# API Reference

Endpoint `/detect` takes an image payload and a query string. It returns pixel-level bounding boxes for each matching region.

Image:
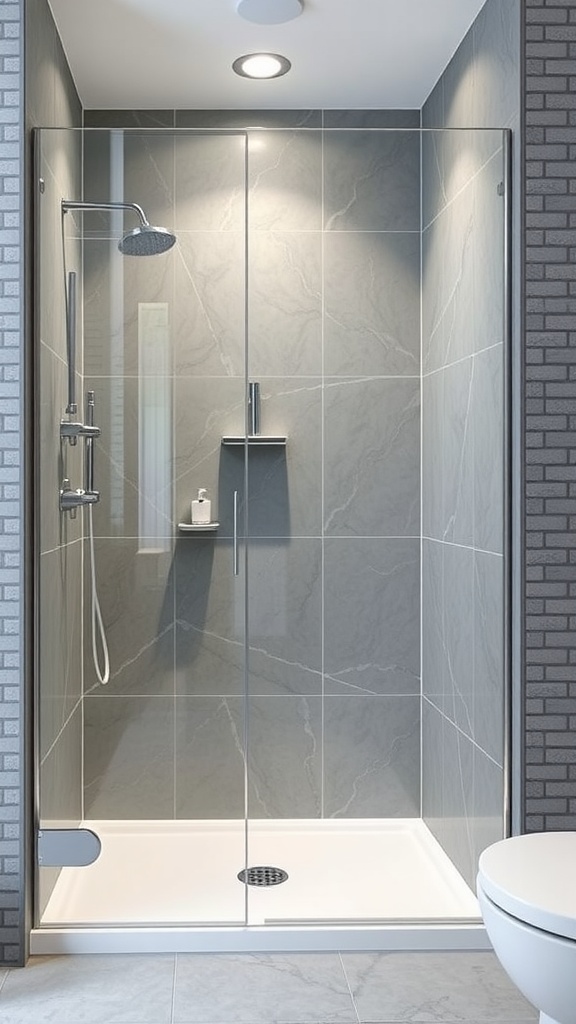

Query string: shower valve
[60,481,100,513]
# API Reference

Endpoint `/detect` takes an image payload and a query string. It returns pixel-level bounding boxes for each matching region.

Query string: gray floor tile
[0,954,175,1023]
[173,953,357,1023]
[340,952,537,1022]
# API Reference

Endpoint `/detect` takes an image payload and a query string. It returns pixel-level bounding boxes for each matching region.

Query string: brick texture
[524,0,576,832]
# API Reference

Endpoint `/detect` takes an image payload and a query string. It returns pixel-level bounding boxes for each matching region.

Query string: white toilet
[477,832,576,1024]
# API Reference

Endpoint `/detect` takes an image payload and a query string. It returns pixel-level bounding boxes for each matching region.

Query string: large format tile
[473,0,521,130]
[39,542,82,759]
[472,747,506,865]
[422,370,443,541]
[341,951,537,1022]
[436,719,475,889]
[324,696,420,818]
[175,538,245,696]
[175,695,246,818]
[123,131,175,232]
[39,346,83,553]
[421,699,445,829]
[442,357,475,547]
[0,954,175,1023]
[473,344,505,555]
[175,110,321,129]
[245,379,322,539]
[173,377,246,535]
[248,130,322,231]
[324,110,420,129]
[175,132,246,232]
[443,542,475,738]
[173,952,355,1023]
[248,231,322,377]
[173,231,245,377]
[85,539,174,695]
[474,551,505,765]
[324,130,420,232]
[324,377,420,538]
[84,695,174,818]
[324,231,420,377]
[324,538,420,695]
[247,695,322,818]
[39,706,82,828]
[421,540,445,710]
[247,539,322,695]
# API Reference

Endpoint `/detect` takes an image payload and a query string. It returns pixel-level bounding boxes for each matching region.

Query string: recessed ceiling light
[236,0,303,25]
[232,53,292,79]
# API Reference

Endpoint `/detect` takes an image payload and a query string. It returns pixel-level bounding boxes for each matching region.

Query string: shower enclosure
[33,124,510,952]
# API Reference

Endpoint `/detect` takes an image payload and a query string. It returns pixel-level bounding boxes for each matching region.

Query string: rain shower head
[61,199,176,256]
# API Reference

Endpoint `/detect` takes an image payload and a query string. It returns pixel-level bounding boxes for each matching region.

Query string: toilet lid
[477,832,576,940]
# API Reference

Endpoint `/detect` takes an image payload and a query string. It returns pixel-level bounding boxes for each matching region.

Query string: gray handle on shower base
[233,490,239,576]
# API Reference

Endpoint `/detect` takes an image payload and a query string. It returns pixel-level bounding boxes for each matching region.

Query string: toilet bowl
[477,832,576,1024]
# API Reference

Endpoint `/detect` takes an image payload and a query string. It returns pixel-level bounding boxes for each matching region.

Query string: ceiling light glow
[232,52,291,79]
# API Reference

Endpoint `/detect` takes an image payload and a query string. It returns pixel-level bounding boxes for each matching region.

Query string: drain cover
[238,865,289,887]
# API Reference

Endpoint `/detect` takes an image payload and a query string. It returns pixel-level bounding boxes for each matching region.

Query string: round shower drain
[237,865,289,886]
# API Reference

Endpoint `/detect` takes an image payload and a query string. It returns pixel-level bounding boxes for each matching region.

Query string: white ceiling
[48,0,488,111]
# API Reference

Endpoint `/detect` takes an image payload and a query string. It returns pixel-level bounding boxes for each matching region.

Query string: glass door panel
[35,128,250,927]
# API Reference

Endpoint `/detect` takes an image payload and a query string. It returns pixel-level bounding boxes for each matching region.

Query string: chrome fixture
[236,0,303,24]
[61,199,176,256]
[60,478,100,514]
[84,391,96,494]
[65,270,77,416]
[60,419,100,442]
[232,53,292,79]
[248,381,261,436]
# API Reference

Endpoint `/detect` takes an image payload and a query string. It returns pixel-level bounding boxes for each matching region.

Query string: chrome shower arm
[61,199,149,227]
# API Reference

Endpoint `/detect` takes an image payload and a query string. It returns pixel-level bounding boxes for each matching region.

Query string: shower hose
[88,504,110,685]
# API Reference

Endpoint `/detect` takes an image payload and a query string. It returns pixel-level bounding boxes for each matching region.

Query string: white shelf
[178,522,220,532]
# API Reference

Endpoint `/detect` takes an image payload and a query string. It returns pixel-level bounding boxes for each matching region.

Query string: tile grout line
[338,950,361,1024]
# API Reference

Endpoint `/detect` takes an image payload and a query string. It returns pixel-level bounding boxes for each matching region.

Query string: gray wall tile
[324,539,420,696]
[324,131,420,232]
[324,231,420,377]
[175,696,246,818]
[247,696,322,818]
[324,377,420,538]
[324,110,420,129]
[474,552,505,766]
[324,696,420,818]
[249,130,322,231]
[84,695,174,818]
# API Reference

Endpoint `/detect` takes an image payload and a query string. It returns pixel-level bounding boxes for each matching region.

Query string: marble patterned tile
[474,551,505,766]
[175,110,322,128]
[39,542,82,760]
[473,0,521,130]
[422,76,444,129]
[473,152,506,355]
[84,110,175,127]
[247,695,322,818]
[84,538,174,695]
[173,230,245,377]
[173,952,355,1023]
[84,695,174,819]
[123,130,175,232]
[83,238,175,378]
[323,696,420,818]
[442,22,476,130]
[421,699,445,828]
[324,231,420,377]
[246,379,322,540]
[324,110,420,128]
[0,953,175,1023]
[442,357,475,547]
[39,346,83,554]
[443,542,475,739]
[324,538,420,696]
[175,538,245,696]
[175,696,246,818]
[438,720,476,890]
[324,377,420,538]
[173,376,246,535]
[473,345,505,554]
[39,706,82,829]
[472,748,506,866]
[248,231,322,377]
[174,132,246,232]
[341,951,537,1022]
[421,539,445,709]
[421,370,443,541]
[324,130,420,232]
[248,130,322,231]
[246,539,322,696]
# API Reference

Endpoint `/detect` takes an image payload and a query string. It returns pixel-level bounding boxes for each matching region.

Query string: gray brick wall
[0,0,24,964]
[524,0,576,831]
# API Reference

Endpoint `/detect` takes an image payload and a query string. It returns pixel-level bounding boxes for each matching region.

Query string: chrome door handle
[233,490,239,576]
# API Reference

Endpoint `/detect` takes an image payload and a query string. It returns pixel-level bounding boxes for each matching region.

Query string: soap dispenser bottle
[191,488,211,525]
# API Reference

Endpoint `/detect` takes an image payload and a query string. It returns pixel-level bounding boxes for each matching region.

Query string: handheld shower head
[61,199,176,256]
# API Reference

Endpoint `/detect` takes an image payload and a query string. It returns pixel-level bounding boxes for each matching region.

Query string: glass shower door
[35,127,251,929]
